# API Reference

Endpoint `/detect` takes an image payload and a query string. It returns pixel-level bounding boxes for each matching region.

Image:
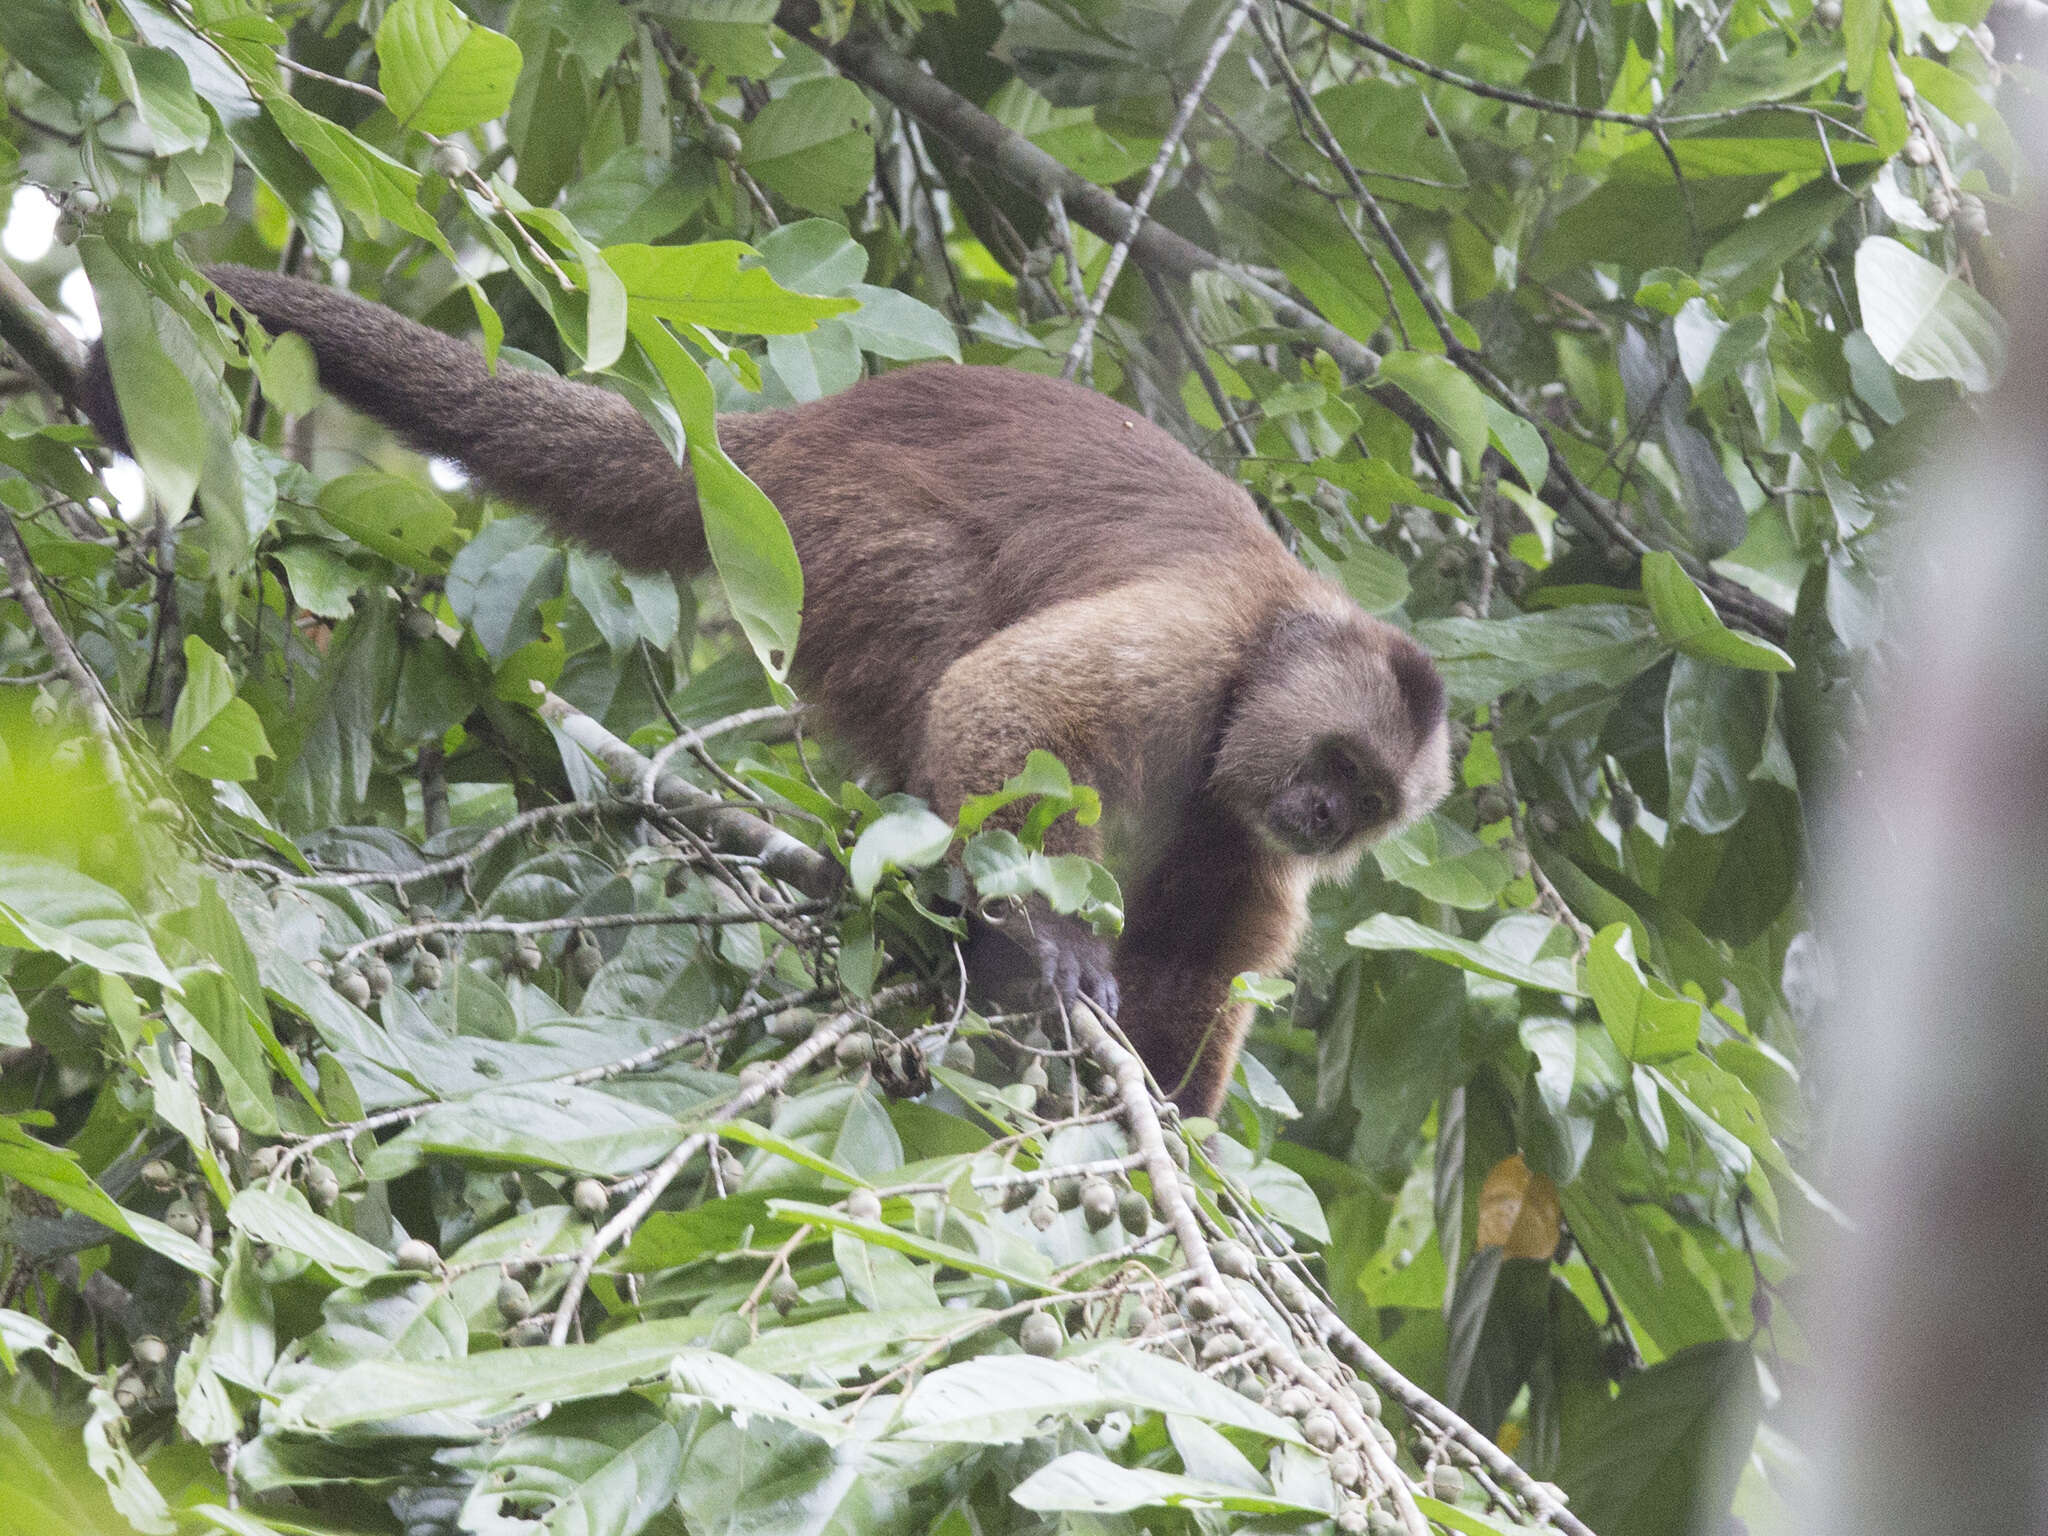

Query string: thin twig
[547,983,924,1343]
[223,800,636,888]
[274,54,387,104]
[1062,0,1258,381]
[1253,7,1459,355]
[334,902,830,964]
[1044,192,1090,316]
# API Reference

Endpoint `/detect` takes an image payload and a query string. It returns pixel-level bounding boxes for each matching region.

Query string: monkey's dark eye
[1328,751,1358,783]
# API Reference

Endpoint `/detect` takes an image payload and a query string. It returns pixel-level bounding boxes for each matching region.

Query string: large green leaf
[1855,235,2007,392]
[1415,608,1665,702]
[1374,351,1489,471]
[376,0,523,134]
[1347,914,1583,995]
[632,317,802,687]
[1584,925,1702,1064]
[168,637,274,781]
[739,78,875,213]
[79,239,208,522]
[847,799,953,897]
[1012,1454,1324,1516]
[605,242,857,334]
[1640,552,1793,672]
[1555,1341,1762,1536]
[280,1318,714,1428]
[0,857,173,986]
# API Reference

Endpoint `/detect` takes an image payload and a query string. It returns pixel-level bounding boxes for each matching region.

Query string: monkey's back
[725,365,1304,777]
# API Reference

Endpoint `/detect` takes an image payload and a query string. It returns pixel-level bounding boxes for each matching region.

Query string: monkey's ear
[1390,640,1446,736]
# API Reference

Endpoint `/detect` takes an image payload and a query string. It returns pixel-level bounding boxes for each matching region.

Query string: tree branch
[536,687,841,899]
[0,480,128,793]
[0,257,86,404]
[769,5,1790,641]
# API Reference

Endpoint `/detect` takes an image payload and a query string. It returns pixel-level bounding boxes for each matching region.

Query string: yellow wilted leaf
[1476,1153,1561,1260]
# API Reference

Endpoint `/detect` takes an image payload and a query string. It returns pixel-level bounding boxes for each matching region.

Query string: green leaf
[0,1117,136,1239]
[1415,607,1664,703]
[0,0,102,98]
[659,0,783,77]
[1310,539,1410,615]
[168,637,274,780]
[954,750,1101,839]
[1484,397,1548,492]
[1228,184,1388,349]
[1312,79,1467,209]
[376,0,523,134]
[963,832,1123,933]
[1585,925,1702,1063]
[122,44,214,156]
[840,284,960,362]
[1640,552,1793,672]
[606,241,857,335]
[250,329,319,417]
[563,148,713,246]
[79,240,208,523]
[1664,656,1768,834]
[226,1186,393,1280]
[466,1404,688,1535]
[1012,1454,1323,1515]
[768,1199,1053,1292]
[1555,1340,1762,1536]
[1843,0,1883,90]
[259,91,438,241]
[1412,1497,1536,1535]
[895,1349,1299,1446]
[281,1317,713,1428]
[1346,914,1583,995]
[1855,235,2007,392]
[754,218,869,294]
[667,1352,839,1438]
[0,987,25,1050]
[165,969,278,1134]
[633,317,802,685]
[0,857,174,986]
[316,469,463,572]
[367,1082,690,1178]
[1375,351,1490,472]
[739,77,875,212]
[446,518,565,661]
[848,798,954,898]
[1373,815,1515,910]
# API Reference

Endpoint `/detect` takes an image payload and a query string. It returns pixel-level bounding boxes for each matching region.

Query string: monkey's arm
[80,266,714,573]
[918,577,1253,1021]
[1112,808,1306,1115]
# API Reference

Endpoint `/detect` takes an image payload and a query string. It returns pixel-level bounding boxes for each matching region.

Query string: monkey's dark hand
[968,903,1120,1019]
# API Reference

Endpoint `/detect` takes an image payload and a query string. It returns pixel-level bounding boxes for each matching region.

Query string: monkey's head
[1213,608,1451,868]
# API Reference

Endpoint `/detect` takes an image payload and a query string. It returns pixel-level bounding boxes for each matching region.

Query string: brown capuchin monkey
[81,265,1451,1116]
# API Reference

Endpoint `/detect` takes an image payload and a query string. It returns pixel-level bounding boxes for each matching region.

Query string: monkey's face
[1260,738,1397,857]
[1214,608,1451,865]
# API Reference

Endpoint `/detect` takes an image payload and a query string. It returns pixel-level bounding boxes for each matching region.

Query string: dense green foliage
[0,0,2021,1532]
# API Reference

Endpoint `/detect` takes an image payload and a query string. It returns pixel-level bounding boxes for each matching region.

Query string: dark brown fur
[82,264,1451,1115]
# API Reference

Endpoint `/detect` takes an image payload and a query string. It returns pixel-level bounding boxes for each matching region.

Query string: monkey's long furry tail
[81,265,729,574]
